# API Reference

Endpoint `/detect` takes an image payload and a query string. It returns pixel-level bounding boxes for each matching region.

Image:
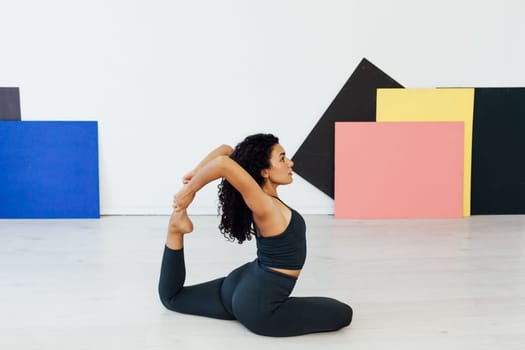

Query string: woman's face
[263,144,294,186]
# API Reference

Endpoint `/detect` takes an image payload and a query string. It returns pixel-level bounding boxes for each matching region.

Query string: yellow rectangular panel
[376,88,475,216]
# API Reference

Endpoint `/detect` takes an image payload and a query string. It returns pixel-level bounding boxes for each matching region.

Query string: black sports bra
[255,202,307,270]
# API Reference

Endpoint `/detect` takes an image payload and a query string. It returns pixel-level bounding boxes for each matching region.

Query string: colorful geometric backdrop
[292,59,525,218]
[2,59,524,219]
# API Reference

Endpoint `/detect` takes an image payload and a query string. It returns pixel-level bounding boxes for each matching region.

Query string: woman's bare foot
[166,209,193,250]
[168,209,194,235]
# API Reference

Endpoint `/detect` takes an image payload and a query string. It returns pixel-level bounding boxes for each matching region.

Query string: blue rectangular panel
[0,121,100,218]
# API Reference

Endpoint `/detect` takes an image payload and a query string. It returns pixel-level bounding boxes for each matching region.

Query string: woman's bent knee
[159,293,174,311]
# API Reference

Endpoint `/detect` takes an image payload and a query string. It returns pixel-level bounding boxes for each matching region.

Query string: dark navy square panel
[0,87,21,120]
[0,121,100,218]
[471,88,525,215]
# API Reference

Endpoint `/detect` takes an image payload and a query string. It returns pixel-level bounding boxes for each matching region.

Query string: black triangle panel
[292,58,403,198]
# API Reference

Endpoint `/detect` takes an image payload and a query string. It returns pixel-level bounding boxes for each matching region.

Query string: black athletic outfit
[158,205,353,337]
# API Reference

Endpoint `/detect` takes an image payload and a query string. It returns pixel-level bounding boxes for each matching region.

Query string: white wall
[1,0,524,215]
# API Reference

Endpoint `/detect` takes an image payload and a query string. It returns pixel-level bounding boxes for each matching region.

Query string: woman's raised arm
[182,144,234,184]
[174,155,272,217]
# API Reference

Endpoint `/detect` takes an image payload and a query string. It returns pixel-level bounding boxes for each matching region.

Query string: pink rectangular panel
[335,122,464,219]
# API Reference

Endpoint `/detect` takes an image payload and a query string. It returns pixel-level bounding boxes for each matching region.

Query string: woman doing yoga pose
[158,133,352,336]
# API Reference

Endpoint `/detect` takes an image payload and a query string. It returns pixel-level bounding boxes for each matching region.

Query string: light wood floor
[1,214,524,349]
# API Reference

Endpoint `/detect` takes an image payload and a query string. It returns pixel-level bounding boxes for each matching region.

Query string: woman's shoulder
[253,196,293,237]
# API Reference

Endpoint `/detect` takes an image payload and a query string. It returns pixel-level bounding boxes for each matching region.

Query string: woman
[158,133,352,336]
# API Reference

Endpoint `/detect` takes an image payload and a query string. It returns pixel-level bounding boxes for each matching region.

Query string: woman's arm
[174,155,273,217]
[182,144,234,184]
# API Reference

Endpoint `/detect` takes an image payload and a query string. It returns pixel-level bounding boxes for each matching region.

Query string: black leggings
[158,246,352,337]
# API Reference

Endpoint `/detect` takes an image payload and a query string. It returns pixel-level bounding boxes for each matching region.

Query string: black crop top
[255,207,307,270]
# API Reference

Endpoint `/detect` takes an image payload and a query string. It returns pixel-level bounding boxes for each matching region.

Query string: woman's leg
[259,296,353,336]
[232,262,352,336]
[158,210,235,320]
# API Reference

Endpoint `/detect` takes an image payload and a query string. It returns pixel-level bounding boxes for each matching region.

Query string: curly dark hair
[217,133,279,244]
